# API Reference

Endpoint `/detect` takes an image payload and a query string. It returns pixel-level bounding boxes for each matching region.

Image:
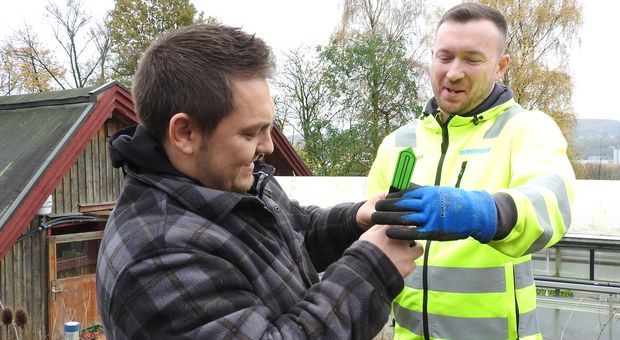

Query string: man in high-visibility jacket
[368,3,575,340]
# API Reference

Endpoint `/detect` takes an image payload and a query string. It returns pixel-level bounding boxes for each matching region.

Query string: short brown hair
[438,2,508,53]
[132,24,274,142]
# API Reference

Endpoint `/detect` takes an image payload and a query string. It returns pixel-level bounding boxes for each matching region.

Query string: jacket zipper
[423,117,453,340]
[455,161,468,188]
[514,269,521,339]
[421,240,431,340]
[433,122,450,185]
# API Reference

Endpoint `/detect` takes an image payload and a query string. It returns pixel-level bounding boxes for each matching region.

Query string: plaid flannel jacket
[96,129,403,339]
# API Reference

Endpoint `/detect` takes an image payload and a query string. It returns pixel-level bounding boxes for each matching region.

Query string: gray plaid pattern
[96,164,403,339]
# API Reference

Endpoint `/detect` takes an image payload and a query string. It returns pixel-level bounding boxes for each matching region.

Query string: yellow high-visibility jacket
[367,98,575,340]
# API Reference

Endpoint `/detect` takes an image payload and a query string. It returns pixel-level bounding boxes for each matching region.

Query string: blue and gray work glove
[372,184,497,243]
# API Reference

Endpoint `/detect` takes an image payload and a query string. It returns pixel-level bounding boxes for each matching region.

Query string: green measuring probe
[386,146,418,241]
[389,147,416,193]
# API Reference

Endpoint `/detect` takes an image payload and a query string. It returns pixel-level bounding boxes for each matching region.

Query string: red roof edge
[270,126,311,176]
[0,84,136,259]
[0,83,308,258]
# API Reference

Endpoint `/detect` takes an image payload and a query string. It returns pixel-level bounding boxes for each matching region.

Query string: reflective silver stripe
[514,261,534,289]
[432,313,508,340]
[405,262,534,292]
[518,185,552,254]
[530,175,572,230]
[405,266,506,293]
[394,303,540,339]
[403,267,422,289]
[517,175,571,254]
[394,121,417,147]
[483,106,525,139]
[518,309,541,337]
[394,302,509,339]
[393,301,424,336]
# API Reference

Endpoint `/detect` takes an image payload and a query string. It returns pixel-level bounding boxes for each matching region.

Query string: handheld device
[389,147,416,193]
[386,147,417,241]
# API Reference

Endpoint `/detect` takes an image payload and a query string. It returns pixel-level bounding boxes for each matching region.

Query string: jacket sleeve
[104,241,403,339]
[489,110,576,257]
[300,201,364,271]
[267,178,367,272]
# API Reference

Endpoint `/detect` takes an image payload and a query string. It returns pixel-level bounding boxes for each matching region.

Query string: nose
[258,129,274,155]
[445,60,465,81]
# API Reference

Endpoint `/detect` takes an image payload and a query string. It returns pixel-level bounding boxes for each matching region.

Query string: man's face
[195,78,274,192]
[430,19,509,115]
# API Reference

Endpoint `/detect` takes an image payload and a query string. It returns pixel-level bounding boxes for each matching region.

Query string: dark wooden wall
[0,219,47,340]
[53,118,124,213]
[0,117,126,340]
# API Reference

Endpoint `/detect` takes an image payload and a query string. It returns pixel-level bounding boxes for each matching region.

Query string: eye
[242,130,260,139]
[260,125,273,138]
[466,58,483,65]
[242,125,271,139]
[437,54,453,63]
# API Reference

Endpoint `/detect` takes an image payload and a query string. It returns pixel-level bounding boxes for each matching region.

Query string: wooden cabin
[0,82,310,340]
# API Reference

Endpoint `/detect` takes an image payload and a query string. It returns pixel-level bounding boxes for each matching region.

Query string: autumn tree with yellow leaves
[480,0,582,135]
[106,0,207,86]
[0,27,66,95]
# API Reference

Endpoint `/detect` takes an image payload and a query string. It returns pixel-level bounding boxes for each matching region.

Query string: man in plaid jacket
[96,24,423,339]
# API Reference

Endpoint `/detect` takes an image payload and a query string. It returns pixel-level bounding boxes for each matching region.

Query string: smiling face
[193,77,275,192]
[430,19,510,118]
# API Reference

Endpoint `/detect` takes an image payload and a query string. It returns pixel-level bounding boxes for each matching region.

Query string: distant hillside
[572,119,620,159]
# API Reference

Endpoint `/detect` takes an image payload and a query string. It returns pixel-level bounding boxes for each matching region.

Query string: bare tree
[46,0,101,87]
[10,25,66,92]
[0,44,19,95]
[274,48,340,174]
[90,22,113,85]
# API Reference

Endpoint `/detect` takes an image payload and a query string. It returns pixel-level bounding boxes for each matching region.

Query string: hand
[360,225,424,277]
[371,184,497,243]
[355,191,388,231]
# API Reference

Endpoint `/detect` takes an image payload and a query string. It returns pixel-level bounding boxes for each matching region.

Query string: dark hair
[438,2,508,53]
[132,24,274,142]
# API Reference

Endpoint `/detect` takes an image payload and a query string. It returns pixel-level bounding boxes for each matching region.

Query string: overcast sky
[0,0,617,121]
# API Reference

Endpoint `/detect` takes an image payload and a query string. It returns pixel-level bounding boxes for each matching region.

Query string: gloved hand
[372,184,497,243]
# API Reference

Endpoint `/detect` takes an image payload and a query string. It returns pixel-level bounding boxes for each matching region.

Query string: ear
[167,112,199,156]
[495,54,511,81]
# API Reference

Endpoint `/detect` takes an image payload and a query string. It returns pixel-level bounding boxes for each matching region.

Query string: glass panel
[532,248,590,279]
[594,249,620,282]
[532,248,558,276]
[56,238,101,279]
[538,298,620,340]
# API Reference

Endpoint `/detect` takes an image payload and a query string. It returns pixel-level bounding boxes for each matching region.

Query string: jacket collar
[110,124,277,223]
[423,83,514,125]
[109,125,184,176]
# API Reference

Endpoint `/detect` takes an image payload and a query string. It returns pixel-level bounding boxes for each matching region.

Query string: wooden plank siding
[107,118,122,200]
[53,118,124,215]
[0,116,125,340]
[0,219,48,340]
